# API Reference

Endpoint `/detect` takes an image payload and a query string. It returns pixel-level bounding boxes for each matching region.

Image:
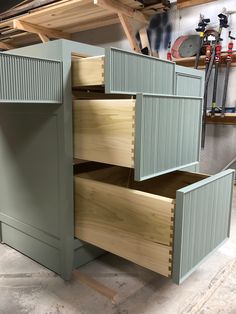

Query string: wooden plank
[94,0,148,24]
[74,270,118,301]
[74,175,174,277]
[38,32,49,42]
[118,13,141,52]
[13,19,71,39]
[0,42,15,50]
[175,51,236,68]
[206,113,236,125]
[72,55,105,87]
[73,99,135,168]
[177,0,216,9]
[139,26,152,55]
[0,0,60,20]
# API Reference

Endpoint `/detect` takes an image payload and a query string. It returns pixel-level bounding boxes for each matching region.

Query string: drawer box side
[74,176,174,277]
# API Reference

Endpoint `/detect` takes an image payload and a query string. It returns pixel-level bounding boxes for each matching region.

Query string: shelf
[175,52,236,69]
[206,113,236,125]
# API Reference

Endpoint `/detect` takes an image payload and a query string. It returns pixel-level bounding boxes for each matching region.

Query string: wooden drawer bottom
[74,163,234,283]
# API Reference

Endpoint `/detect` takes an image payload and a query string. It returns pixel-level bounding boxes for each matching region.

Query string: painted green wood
[105,47,175,95]
[175,65,205,97]
[2,223,61,273]
[172,169,235,284]
[0,40,105,280]
[135,94,202,181]
[0,53,62,103]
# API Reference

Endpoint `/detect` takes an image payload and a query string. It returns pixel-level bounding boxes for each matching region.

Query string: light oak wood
[130,170,208,199]
[72,56,105,87]
[13,19,71,39]
[38,33,49,42]
[73,99,135,168]
[74,174,174,277]
[175,51,236,68]
[0,42,15,50]
[118,13,141,53]
[206,113,236,125]
[177,0,216,9]
[94,0,148,24]
[74,270,117,301]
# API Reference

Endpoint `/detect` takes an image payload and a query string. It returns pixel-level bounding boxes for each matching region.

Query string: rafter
[13,19,71,40]
[0,42,15,50]
[38,33,50,43]
[94,0,148,24]
[118,13,141,53]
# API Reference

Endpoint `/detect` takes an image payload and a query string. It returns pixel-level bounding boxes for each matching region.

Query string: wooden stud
[118,13,141,52]
[177,0,216,9]
[139,26,152,55]
[0,42,15,50]
[13,19,71,39]
[94,0,148,24]
[38,33,49,43]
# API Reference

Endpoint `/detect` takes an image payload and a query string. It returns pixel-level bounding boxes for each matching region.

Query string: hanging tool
[211,40,222,116]
[195,15,210,69]
[221,33,235,116]
[204,13,229,88]
[201,12,228,147]
[201,42,212,148]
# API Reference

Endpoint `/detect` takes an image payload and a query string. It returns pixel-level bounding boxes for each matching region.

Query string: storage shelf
[206,113,236,125]
[175,52,236,68]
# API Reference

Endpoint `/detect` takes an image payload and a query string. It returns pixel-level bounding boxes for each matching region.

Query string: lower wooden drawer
[74,164,235,284]
[73,94,202,181]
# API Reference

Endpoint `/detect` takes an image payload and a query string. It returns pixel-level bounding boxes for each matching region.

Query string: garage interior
[0,0,236,313]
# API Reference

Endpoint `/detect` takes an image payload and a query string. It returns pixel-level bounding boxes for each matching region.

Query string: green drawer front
[135,94,202,181]
[175,65,205,97]
[105,47,175,95]
[173,169,235,284]
[0,53,62,103]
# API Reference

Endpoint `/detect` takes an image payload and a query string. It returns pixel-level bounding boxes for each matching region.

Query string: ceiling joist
[94,0,148,24]
[13,19,71,40]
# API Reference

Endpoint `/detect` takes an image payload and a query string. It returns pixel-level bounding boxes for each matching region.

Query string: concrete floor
[0,191,236,314]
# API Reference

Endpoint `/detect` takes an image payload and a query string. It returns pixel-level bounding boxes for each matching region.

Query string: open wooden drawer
[73,94,202,181]
[72,47,175,95]
[74,164,234,284]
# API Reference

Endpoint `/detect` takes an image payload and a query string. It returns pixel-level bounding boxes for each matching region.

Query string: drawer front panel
[175,66,205,97]
[105,48,175,95]
[0,53,62,103]
[135,95,202,181]
[173,169,235,284]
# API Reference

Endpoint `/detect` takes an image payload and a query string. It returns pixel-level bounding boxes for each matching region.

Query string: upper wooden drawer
[73,94,202,181]
[74,164,235,284]
[72,47,175,95]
